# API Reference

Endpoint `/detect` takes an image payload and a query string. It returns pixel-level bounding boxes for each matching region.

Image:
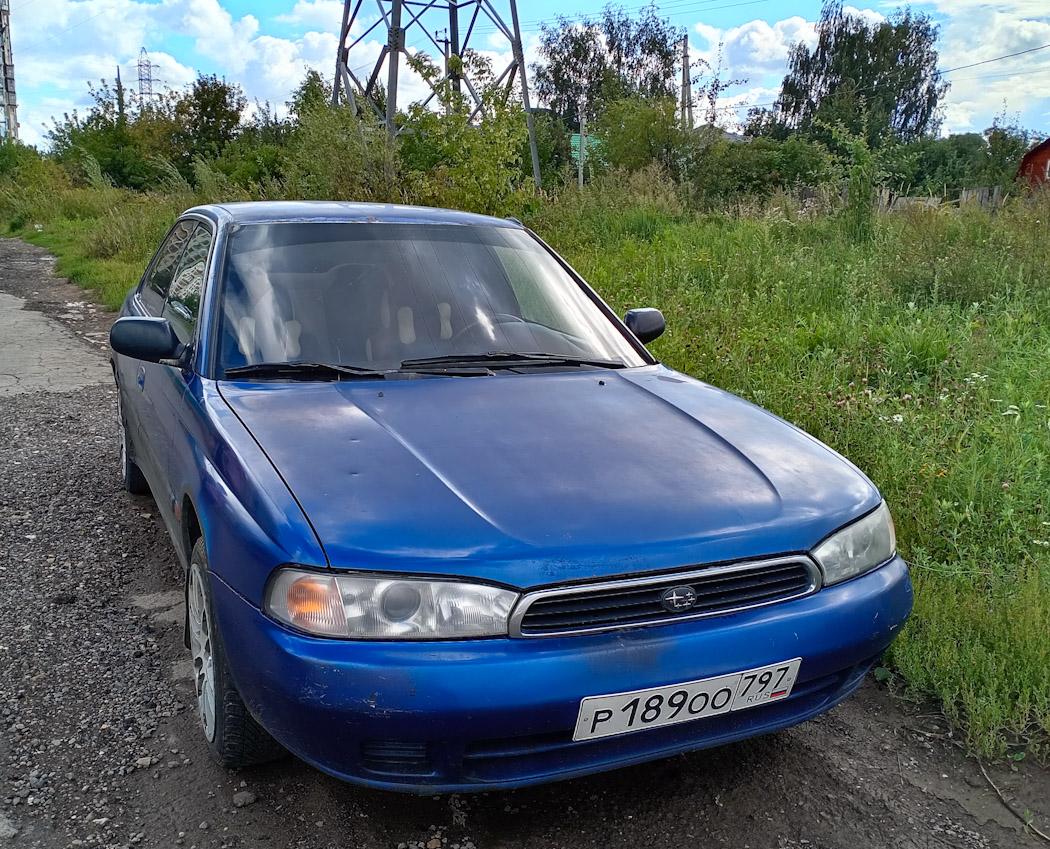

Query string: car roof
[183,201,524,229]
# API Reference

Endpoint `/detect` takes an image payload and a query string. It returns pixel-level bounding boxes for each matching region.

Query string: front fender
[171,375,327,605]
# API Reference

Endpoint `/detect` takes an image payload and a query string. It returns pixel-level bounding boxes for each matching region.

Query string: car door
[117,219,196,495]
[152,223,215,520]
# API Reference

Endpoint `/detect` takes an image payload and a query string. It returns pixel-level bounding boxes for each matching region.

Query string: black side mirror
[624,308,665,344]
[110,317,185,365]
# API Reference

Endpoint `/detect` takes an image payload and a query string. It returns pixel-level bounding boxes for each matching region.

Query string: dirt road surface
[0,237,1047,849]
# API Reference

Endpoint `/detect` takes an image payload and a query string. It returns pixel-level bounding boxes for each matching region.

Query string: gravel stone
[0,236,1047,849]
[232,791,256,808]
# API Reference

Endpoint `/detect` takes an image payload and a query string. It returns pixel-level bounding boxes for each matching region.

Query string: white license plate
[573,658,803,742]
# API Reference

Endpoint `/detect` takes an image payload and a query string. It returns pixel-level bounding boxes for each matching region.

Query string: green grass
[533,190,1050,757]
[3,175,1049,758]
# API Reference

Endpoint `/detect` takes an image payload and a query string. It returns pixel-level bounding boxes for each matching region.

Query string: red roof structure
[1017,138,1050,187]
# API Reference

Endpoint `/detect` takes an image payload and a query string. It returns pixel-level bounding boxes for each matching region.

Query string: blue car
[109,201,912,792]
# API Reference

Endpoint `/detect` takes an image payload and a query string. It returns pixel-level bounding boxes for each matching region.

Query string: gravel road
[0,236,1047,849]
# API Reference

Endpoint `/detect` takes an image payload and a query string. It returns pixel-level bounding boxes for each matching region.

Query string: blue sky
[10,0,1050,148]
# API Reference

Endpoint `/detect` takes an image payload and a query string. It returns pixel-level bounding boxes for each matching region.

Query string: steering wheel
[450,313,528,345]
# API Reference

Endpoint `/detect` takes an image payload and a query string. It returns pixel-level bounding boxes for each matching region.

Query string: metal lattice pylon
[137,47,160,100]
[0,0,17,140]
[332,0,542,186]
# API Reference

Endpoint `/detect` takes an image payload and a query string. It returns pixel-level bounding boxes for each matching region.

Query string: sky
[7,0,1050,149]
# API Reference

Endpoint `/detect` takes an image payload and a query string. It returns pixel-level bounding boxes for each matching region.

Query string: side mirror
[110,317,185,364]
[624,308,665,344]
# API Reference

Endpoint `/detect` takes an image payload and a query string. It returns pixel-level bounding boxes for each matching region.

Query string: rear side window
[139,220,195,315]
[163,225,213,343]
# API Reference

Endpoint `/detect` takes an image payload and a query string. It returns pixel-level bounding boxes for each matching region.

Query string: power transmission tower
[332,0,542,187]
[137,47,160,100]
[0,0,17,140]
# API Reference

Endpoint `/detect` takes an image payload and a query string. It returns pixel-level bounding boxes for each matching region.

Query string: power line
[949,66,1050,84]
[12,0,127,56]
[936,42,1050,76]
[473,0,774,35]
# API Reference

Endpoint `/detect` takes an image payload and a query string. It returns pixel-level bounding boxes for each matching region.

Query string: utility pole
[0,0,17,140]
[680,34,693,130]
[331,0,543,187]
[435,27,450,113]
[578,111,586,189]
[115,67,125,126]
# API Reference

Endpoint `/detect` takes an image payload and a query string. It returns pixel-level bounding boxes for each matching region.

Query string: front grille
[510,556,821,637]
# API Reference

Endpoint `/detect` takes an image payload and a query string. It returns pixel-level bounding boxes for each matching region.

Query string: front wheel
[186,539,285,768]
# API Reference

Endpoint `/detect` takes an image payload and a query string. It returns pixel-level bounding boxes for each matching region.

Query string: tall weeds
[1,151,1048,758]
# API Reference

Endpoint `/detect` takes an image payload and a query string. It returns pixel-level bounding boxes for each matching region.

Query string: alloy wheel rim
[187,566,217,741]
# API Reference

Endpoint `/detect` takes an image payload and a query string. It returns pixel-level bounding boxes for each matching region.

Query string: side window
[139,220,195,316]
[162,225,213,343]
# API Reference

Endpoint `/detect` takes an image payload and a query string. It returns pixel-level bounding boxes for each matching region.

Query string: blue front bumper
[211,556,912,792]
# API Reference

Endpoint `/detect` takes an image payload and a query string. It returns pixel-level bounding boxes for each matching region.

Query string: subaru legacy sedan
[109,201,912,792]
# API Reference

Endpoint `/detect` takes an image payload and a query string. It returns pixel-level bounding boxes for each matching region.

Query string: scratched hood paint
[218,366,880,586]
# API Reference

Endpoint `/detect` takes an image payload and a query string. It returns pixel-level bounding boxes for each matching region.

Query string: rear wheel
[187,538,285,768]
[116,392,149,495]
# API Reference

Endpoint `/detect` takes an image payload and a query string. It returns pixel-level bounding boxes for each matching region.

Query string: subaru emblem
[660,586,698,613]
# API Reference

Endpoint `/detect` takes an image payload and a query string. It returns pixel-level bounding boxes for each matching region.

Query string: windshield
[215,222,647,375]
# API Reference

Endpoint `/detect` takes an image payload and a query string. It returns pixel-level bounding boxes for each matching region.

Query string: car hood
[218,366,880,586]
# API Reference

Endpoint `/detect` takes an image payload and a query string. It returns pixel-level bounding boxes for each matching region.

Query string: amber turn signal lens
[285,576,347,634]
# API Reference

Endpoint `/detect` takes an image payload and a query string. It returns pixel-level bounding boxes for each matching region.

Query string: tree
[598,5,682,102]
[287,70,332,124]
[46,78,157,189]
[753,1,947,148]
[596,96,697,180]
[172,74,247,165]
[532,3,683,126]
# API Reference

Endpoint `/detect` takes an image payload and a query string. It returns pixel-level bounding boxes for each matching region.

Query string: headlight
[812,501,896,586]
[264,569,519,639]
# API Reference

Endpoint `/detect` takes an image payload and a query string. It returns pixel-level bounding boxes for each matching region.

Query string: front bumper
[211,556,912,792]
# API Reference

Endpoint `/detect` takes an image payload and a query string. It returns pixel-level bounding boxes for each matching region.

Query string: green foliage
[287,70,332,123]
[596,96,701,181]
[754,1,947,148]
[281,103,398,203]
[879,122,1035,194]
[533,3,683,123]
[535,183,1050,757]
[0,138,46,179]
[4,138,1050,757]
[47,79,160,190]
[400,101,531,216]
[526,110,575,189]
[831,123,878,242]
[171,74,248,167]
[689,136,835,208]
[398,54,534,215]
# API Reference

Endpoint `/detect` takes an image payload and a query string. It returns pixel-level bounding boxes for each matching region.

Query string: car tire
[117,393,150,495]
[186,538,285,768]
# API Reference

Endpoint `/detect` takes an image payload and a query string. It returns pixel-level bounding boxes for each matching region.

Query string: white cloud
[174,0,259,73]
[274,0,345,31]
[689,2,1049,135]
[921,2,1050,132]
[694,17,817,78]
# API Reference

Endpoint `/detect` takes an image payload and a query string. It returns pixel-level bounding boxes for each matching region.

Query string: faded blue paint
[111,201,912,792]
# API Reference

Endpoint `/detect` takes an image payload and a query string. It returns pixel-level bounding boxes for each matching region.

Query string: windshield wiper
[223,361,387,381]
[400,352,627,370]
